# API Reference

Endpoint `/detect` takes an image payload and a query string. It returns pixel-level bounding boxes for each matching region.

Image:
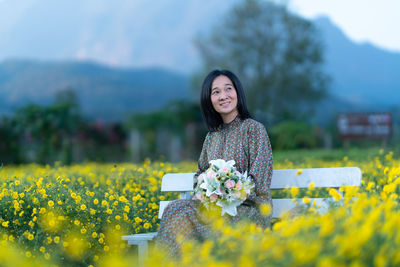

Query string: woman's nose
[219,91,228,100]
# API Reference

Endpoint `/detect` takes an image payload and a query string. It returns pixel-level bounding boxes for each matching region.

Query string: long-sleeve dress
[155,116,273,258]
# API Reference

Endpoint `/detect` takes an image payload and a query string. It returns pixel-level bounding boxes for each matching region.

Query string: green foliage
[13,90,82,165]
[0,89,83,165]
[194,0,329,125]
[126,100,200,134]
[0,116,24,164]
[125,100,205,161]
[270,121,318,150]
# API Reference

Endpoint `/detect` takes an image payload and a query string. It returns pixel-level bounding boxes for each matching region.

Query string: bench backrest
[158,167,362,218]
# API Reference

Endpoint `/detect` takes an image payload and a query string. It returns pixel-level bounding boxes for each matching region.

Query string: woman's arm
[246,121,273,204]
[193,133,210,188]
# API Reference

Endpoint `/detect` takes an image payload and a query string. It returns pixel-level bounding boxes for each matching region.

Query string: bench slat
[160,167,362,192]
[270,167,362,189]
[159,198,330,219]
[272,198,329,218]
[122,232,158,245]
[161,173,195,192]
[159,201,170,219]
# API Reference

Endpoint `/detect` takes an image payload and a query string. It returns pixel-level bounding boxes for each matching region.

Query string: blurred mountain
[0,60,190,121]
[315,17,400,109]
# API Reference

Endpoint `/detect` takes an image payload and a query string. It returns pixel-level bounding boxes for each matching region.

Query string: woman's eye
[212,91,219,95]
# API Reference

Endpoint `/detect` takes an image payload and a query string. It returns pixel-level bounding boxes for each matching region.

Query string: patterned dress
[155,116,273,258]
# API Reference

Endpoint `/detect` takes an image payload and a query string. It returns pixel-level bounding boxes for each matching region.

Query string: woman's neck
[222,111,239,124]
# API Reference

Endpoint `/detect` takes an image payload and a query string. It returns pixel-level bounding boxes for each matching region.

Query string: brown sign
[337,112,392,139]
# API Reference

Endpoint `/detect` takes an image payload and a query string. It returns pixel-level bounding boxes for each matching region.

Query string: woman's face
[210,75,238,123]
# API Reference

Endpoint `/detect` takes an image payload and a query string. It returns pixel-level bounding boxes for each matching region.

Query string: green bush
[269,121,318,150]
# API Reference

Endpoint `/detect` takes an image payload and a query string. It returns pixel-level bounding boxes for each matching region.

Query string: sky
[0,0,399,69]
[289,0,400,53]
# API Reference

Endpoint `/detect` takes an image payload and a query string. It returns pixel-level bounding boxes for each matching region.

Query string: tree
[14,89,82,164]
[195,0,329,125]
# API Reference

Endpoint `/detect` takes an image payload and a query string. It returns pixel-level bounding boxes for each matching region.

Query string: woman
[155,69,273,258]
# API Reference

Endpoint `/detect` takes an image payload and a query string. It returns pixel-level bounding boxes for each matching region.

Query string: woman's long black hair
[200,69,251,131]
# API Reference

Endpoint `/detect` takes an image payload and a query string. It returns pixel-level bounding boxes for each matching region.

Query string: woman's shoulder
[242,118,267,132]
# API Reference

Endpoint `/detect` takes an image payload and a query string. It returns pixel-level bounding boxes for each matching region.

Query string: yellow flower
[135,217,143,223]
[92,232,98,238]
[290,187,299,197]
[46,217,57,228]
[119,196,128,202]
[25,251,32,258]
[63,241,69,247]
[308,182,315,190]
[2,221,9,228]
[104,245,109,252]
[15,180,21,186]
[48,200,54,207]
[366,182,375,191]
[74,219,80,226]
[27,233,34,240]
[40,246,46,253]
[115,224,121,230]
[44,253,51,260]
[80,204,87,211]
[54,236,60,244]
[143,223,151,229]
[93,199,99,205]
[329,188,342,201]
[303,197,311,204]
[124,206,130,213]
[383,183,396,194]
[90,208,96,215]
[81,228,87,234]
[260,203,272,216]
[296,169,303,175]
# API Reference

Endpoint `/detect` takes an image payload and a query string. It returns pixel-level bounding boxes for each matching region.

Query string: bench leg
[138,241,149,267]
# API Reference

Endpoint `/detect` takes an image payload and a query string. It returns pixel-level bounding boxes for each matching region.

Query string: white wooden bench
[122,167,362,266]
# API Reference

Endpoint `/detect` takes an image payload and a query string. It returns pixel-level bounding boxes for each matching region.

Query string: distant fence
[337,112,392,147]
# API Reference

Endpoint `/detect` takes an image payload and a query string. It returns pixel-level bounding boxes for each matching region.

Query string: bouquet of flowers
[193,159,254,216]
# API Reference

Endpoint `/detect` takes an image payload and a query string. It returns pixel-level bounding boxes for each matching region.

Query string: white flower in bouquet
[193,159,254,216]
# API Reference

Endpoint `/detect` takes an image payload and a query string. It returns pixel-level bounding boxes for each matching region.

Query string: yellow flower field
[0,160,196,266]
[0,149,399,266]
